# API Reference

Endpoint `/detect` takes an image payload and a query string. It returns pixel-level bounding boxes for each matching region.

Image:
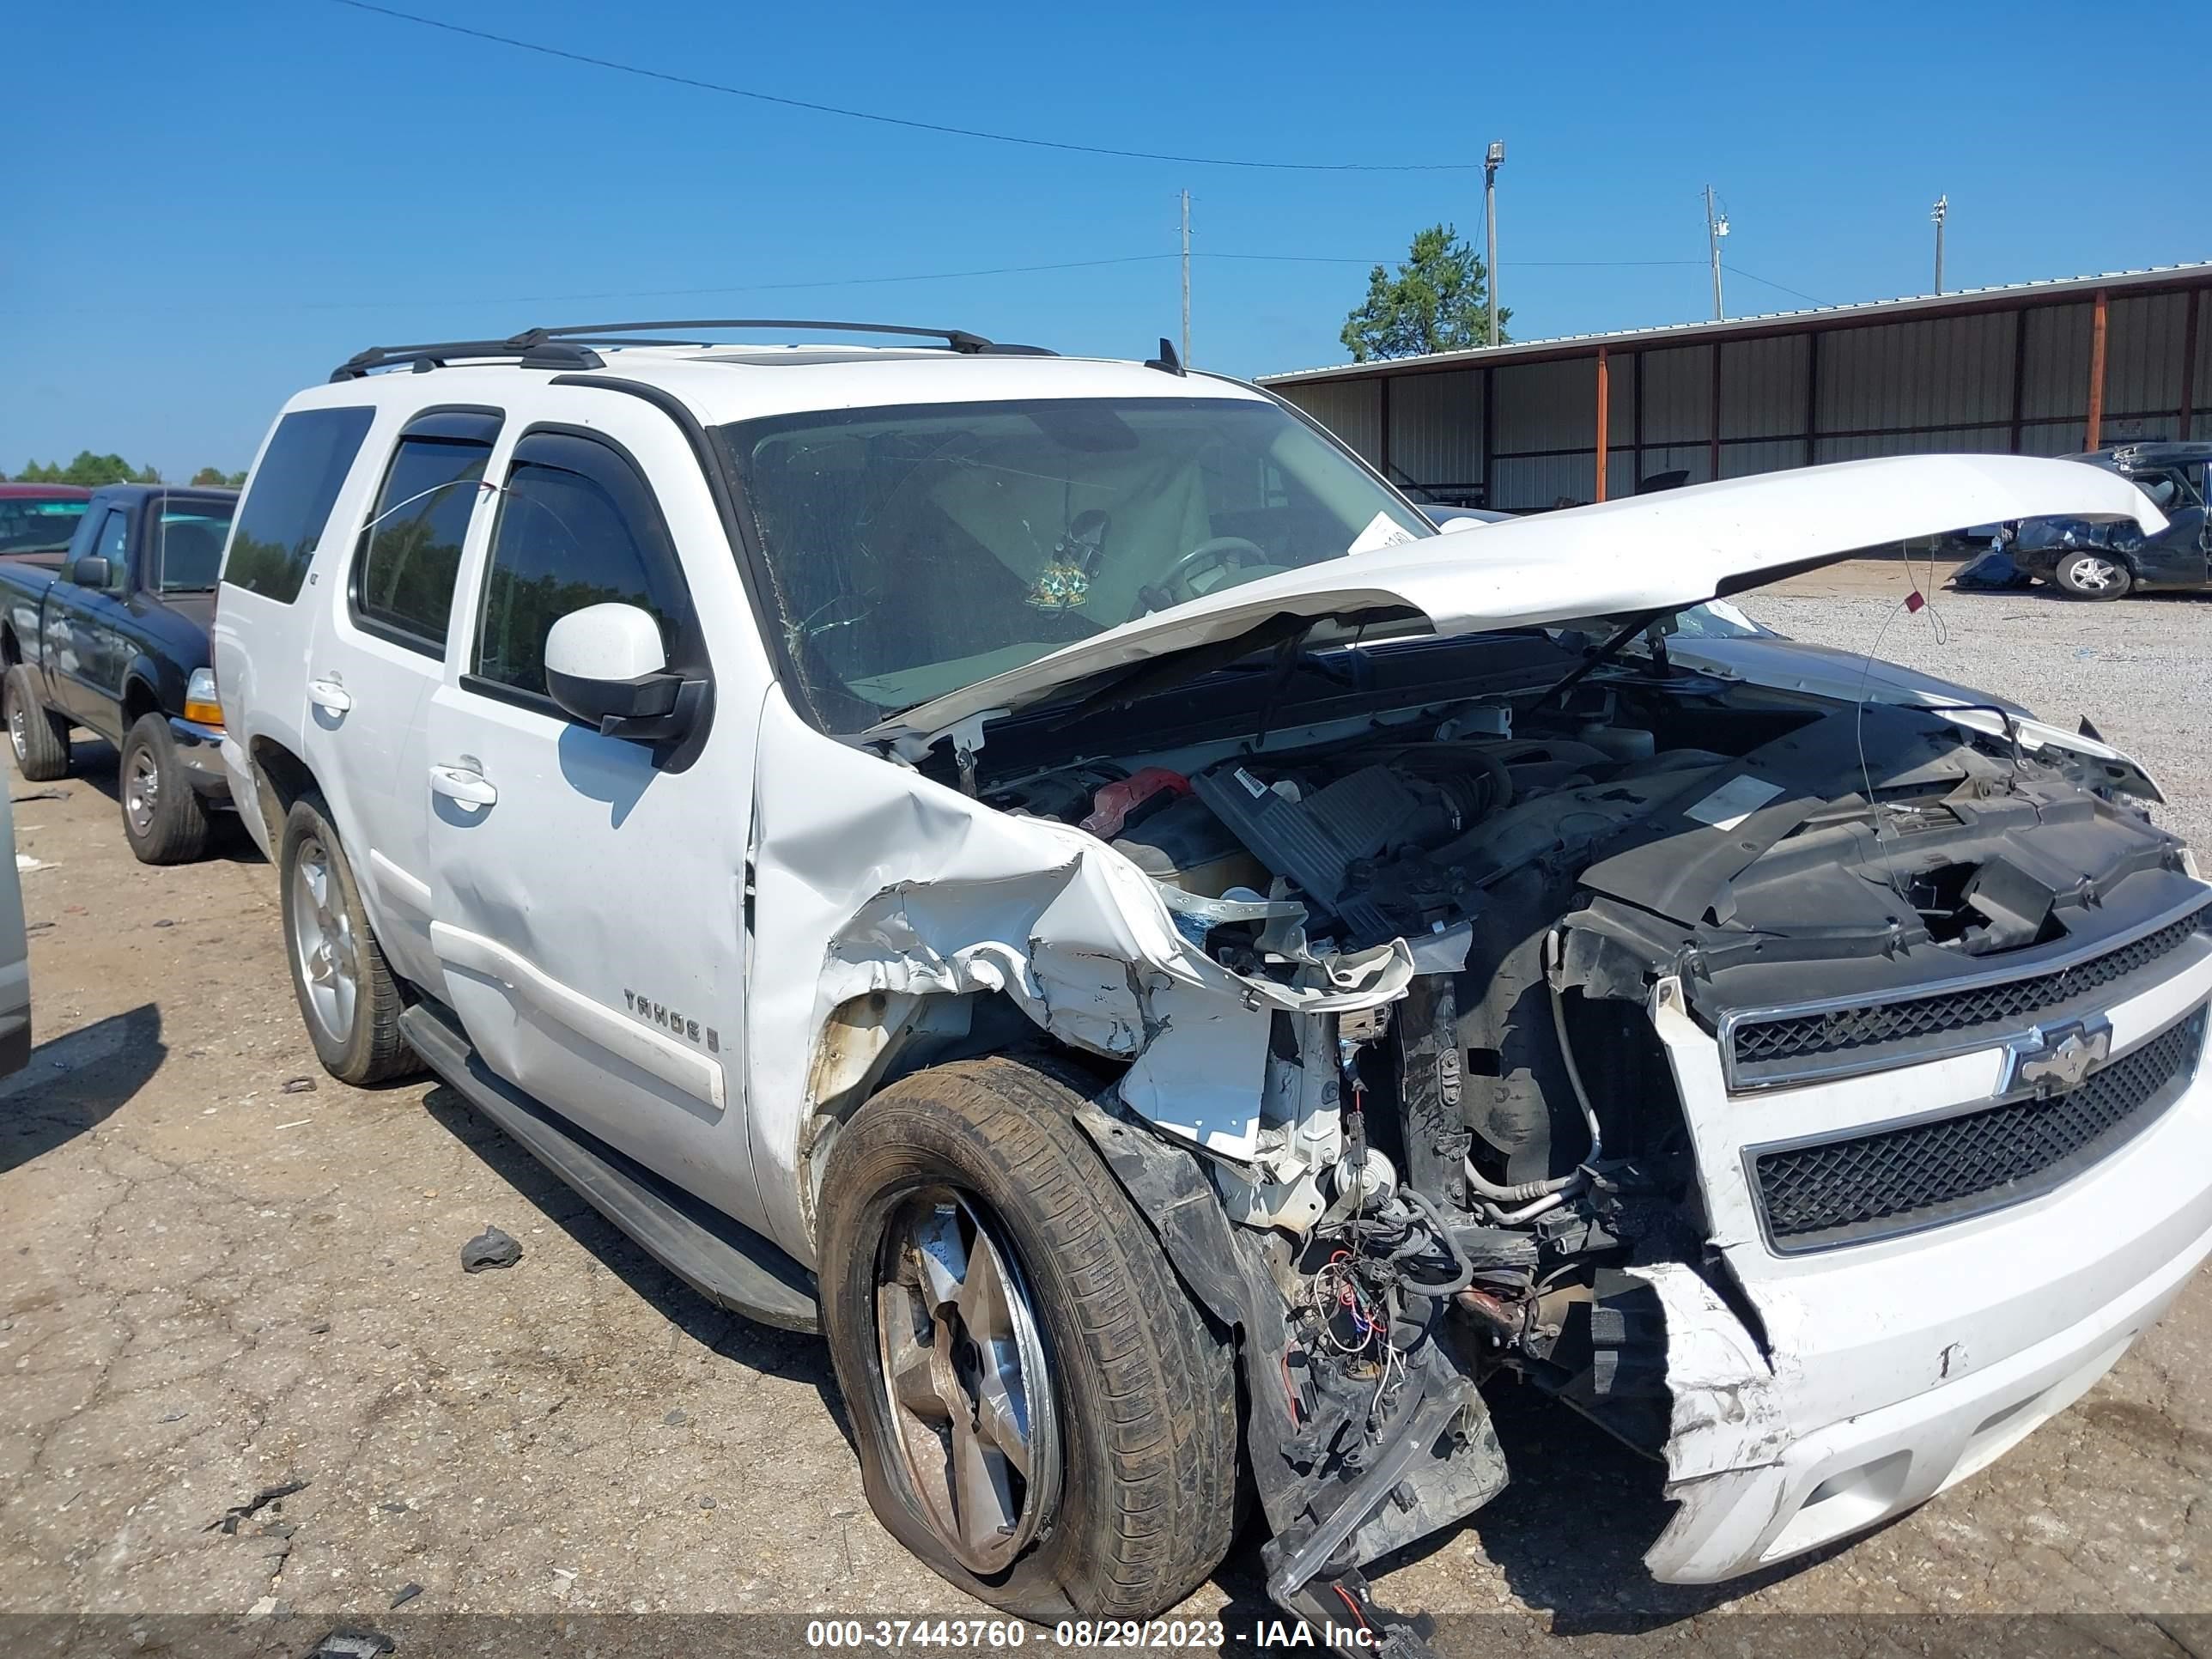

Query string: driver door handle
[308,677,353,714]
[429,763,497,807]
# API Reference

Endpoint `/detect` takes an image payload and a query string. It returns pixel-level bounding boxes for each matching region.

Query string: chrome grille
[1728,902,2212,1080]
[1751,1006,2207,1252]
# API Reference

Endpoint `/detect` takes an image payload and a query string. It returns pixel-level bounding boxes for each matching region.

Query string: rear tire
[2053,550,2131,599]
[119,714,210,864]
[279,796,419,1085]
[4,665,71,782]
[817,1056,1240,1621]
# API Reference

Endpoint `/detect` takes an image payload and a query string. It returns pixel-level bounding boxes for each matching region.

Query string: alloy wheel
[288,835,358,1048]
[874,1188,1060,1573]
[2069,556,2120,592]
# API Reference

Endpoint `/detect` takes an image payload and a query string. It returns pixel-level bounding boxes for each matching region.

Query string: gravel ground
[3,583,2209,1656]
[1749,565,2212,851]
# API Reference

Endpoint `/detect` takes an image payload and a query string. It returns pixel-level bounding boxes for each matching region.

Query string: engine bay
[970,653,2195,1471]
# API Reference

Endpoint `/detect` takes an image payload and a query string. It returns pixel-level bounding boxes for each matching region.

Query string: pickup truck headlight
[185,667,223,729]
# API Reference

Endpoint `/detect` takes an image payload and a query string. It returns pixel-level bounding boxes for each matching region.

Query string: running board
[400,1003,819,1333]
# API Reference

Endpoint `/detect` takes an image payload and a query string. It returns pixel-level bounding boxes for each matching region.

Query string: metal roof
[1259,261,2212,386]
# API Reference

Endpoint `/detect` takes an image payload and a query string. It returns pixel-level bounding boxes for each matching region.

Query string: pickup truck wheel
[817,1056,1240,1621]
[119,714,210,864]
[280,797,419,1085]
[2053,550,2132,599]
[4,665,71,782]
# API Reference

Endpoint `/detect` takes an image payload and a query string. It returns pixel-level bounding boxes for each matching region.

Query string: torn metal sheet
[745,692,1412,1262]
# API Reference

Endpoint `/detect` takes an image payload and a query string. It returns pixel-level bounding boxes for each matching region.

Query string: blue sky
[8,0,2209,480]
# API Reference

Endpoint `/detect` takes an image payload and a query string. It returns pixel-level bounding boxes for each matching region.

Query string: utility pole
[1484,141,1505,345]
[1931,195,1948,295]
[1705,185,1729,321]
[1180,189,1192,368]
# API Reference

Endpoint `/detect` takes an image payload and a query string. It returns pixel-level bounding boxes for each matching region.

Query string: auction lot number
[805,1620,1230,1648]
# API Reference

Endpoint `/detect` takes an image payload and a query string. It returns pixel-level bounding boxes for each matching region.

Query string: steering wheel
[1132,536,1270,620]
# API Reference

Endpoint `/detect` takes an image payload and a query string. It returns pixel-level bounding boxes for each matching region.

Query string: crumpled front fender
[745,691,1411,1262]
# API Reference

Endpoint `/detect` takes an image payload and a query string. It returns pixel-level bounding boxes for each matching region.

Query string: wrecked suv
[213,322,2208,1643]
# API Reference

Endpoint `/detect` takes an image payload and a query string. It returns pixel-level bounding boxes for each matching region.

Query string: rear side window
[0,495,88,556]
[223,406,375,605]
[351,410,501,654]
[471,430,687,701]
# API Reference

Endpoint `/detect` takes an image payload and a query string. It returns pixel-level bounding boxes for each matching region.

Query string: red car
[0,483,94,565]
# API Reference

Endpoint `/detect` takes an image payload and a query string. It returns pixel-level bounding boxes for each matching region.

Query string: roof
[287,343,1268,428]
[86,483,240,504]
[1259,261,2212,386]
[0,483,92,499]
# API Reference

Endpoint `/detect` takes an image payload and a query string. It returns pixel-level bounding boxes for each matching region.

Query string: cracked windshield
[721,396,1428,722]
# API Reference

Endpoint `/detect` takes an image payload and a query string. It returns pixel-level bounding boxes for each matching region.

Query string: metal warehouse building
[1261,263,2212,513]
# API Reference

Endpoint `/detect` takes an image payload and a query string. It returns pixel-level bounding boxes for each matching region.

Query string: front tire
[3,665,71,782]
[119,714,210,864]
[278,796,419,1085]
[818,1056,1240,1621]
[2053,550,2131,599]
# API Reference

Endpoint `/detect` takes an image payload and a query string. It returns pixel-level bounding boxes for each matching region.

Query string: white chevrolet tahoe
[214,321,2209,1644]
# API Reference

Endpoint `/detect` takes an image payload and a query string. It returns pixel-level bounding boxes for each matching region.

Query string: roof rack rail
[330,319,1053,381]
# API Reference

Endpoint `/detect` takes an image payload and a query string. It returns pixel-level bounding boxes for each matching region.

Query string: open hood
[871,453,2165,744]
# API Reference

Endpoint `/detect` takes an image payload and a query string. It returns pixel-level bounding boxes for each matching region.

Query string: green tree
[13,452,162,486]
[191,466,247,488]
[1339,224,1509,362]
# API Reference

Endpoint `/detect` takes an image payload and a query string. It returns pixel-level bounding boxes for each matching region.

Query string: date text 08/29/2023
[803,1618,1379,1649]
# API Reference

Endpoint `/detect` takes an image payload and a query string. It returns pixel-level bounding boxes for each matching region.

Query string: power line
[1721,264,1826,306]
[325,0,1481,172]
[299,254,1179,313]
[287,252,1749,314]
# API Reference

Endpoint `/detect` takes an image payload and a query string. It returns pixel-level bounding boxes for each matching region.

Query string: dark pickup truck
[0,484,238,862]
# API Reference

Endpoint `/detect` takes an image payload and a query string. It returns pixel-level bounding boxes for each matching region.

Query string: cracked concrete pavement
[3,576,2209,1655]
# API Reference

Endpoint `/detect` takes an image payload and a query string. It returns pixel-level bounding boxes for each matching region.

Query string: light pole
[1484,140,1505,346]
[1705,185,1729,321]
[1180,188,1192,366]
[1931,195,1948,295]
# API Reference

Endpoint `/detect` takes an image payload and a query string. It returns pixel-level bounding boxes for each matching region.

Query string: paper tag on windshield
[1684,775,1783,832]
[1346,511,1418,556]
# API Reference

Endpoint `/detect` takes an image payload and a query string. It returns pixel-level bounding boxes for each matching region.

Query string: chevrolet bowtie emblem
[2005,1017,2113,1097]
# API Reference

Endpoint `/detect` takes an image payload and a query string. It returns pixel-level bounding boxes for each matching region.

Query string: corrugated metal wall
[1386,368,1481,493]
[1282,378,1382,465]
[1274,279,2209,511]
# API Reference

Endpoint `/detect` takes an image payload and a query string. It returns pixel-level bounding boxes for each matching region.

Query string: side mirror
[70,556,112,589]
[543,603,703,745]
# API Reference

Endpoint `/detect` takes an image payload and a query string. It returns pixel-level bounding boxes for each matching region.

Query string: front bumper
[167,717,234,806]
[1643,929,2212,1582]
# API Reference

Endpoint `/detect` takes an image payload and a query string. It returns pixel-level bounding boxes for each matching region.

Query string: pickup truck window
[88,509,130,586]
[471,430,685,700]
[225,406,376,605]
[720,396,1427,720]
[151,504,235,593]
[352,417,498,653]
[0,496,88,556]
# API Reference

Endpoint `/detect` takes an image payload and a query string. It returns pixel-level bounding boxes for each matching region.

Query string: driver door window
[470,430,688,708]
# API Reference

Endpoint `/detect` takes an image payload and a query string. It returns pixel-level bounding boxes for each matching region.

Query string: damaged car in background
[216,334,2209,1653]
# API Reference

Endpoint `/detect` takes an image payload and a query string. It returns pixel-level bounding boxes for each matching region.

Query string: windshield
[153,501,235,592]
[0,496,89,556]
[1666,598,1771,639]
[720,396,1428,724]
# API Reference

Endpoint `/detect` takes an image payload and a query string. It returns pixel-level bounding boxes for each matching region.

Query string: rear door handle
[429,763,497,807]
[308,677,353,714]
